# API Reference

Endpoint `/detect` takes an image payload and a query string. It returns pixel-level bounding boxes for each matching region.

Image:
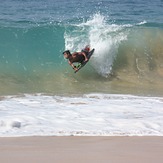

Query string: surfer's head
[63,50,71,59]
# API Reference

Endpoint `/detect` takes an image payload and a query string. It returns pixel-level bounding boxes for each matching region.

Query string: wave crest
[64,13,128,77]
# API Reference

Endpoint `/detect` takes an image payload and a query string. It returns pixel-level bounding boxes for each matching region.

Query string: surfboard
[74,48,95,73]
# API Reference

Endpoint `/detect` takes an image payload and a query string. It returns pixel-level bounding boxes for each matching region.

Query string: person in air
[63,45,90,71]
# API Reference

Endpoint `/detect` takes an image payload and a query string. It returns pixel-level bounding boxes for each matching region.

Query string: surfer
[63,45,90,71]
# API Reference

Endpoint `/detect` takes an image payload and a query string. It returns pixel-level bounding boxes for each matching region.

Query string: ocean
[0,0,163,136]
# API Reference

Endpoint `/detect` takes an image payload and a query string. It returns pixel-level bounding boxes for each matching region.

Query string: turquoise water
[0,0,163,95]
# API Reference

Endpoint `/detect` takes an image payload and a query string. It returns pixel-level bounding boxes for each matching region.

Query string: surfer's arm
[68,61,78,70]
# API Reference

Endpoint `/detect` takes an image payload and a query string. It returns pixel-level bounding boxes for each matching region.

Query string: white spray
[64,13,128,77]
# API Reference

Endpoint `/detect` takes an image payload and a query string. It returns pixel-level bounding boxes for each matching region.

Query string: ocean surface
[0,0,163,137]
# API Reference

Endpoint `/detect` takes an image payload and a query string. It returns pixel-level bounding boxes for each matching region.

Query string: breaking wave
[0,13,163,95]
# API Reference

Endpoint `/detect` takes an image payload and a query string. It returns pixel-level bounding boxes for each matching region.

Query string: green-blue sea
[0,0,163,96]
[0,0,163,137]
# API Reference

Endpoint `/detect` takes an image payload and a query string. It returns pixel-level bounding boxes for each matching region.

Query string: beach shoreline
[0,136,163,163]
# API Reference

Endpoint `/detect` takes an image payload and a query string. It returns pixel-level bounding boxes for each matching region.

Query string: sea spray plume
[87,13,128,77]
[64,13,107,54]
[64,13,128,77]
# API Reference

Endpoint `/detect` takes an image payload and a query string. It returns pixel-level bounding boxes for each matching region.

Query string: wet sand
[0,136,163,163]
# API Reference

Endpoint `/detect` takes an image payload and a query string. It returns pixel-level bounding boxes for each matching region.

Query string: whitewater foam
[64,13,128,77]
[0,93,163,137]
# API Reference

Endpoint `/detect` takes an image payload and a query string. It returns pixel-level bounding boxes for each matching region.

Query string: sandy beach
[0,136,163,163]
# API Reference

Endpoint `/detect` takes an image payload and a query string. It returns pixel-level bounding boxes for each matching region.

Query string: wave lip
[64,13,129,77]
